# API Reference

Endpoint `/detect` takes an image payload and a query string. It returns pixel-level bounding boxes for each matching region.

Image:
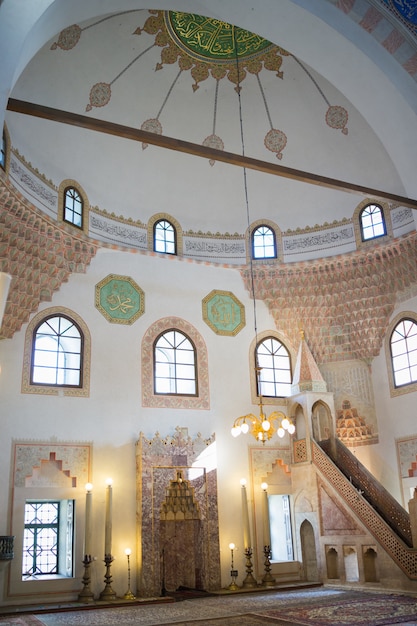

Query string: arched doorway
[300,519,319,582]
[311,401,333,443]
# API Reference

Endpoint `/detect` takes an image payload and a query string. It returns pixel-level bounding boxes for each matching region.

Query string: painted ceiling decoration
[51,10,348,163]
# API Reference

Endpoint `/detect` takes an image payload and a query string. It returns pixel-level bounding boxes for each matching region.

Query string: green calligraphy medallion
[165,12,274,62]
[95,274,144,325]
[202,290,245,336]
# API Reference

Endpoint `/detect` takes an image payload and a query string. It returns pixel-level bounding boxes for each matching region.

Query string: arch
[300,519,319,582]
[148,213,183,255]
[385,311,417,397]
[142,316,209,409]
[352,198,392,249]
[363,546,378,582]
[1,124,10,174]
[246,219,282,263]
[311,400,333,443]
[58,179,90,235]
[22,306,91,397]
[325,546,339,580]
[249,329,296,406]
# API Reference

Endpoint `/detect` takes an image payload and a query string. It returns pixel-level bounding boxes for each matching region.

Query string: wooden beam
[7,98,417,210]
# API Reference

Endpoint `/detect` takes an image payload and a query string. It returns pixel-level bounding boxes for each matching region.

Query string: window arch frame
[142,316,209,409]
[22,307,91,397]
[63,186,84,230]
[252,224,277,260]
[58,180,90,235]
[255,335,292,399]
[249,330,295,406]
[385,311,417,397]
[30,313,84,388]
[148,213,183,256]
[153,218,176,255]
[0,125,10,173]
[153,328,198,396]
[359,203,387,242]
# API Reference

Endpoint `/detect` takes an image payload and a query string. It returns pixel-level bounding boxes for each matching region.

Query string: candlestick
[84,483,93,557]
[104,478,113,556]
[124,548,136,600]
[228,542,239,591]
[261,482,271,548]
[240,478,251,549]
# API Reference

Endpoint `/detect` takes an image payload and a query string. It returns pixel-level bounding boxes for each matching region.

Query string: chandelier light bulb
[277,427,285,438]
[241,422,249,434]
[262,419,271,431]
[231,425,242,437]
[281,417,290,430]
[288,423,296,434]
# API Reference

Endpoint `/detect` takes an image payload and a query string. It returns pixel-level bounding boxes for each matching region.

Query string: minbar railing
[319,437,412,547]
[312,440,417,580]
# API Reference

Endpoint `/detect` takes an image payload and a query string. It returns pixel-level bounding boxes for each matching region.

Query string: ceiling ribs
[7,98,417,210]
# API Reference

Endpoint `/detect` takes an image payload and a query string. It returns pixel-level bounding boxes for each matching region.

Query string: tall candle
[104,478,113,556]
[261,483,271,547]
[84,483,93,557]
[240,479,251,549]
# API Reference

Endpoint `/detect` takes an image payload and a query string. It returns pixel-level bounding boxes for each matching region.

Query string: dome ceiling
[6,8,413,236]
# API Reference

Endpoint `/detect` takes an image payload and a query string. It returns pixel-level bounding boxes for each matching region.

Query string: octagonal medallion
[202,290,245,336]
[95,274,144,325]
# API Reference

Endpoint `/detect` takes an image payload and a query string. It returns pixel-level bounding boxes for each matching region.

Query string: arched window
[154,329,197,395]
[31,314,83,387]
[63,187,83,229]
[154,219,176,254]
[0,129,6,169]
[390,318,417,388]
[252,225,276,259]
[360,204,386,241]
[256,336,291,397]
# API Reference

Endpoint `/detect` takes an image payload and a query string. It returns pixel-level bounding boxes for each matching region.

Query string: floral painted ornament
[140,118,163,149]
[86,82,111,112]
[202,134,225,166]
[50,24,82,51]
[264,128,287,160]
[326,105,348,135]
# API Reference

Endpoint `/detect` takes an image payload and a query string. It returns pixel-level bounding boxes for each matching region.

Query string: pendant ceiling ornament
[51,10,348,163]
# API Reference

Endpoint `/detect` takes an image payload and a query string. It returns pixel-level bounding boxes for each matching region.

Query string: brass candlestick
[262,545,276,586]
[123,548,136,600]
[242,547,257,588]
[78,555,95,603]
[99,554,117,601]
[228,543,240,591]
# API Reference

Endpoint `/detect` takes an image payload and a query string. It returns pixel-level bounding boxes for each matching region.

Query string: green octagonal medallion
[202,290,245,336]
[95,274,144,325]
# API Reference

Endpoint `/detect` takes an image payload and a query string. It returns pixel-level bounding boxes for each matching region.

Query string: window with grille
[31,315,83,387]
[63,187,83,229]
[256,336,292,397]
[360,204,386,241]
[390,318,417,388]
[154,329,197,395]
[252,225,276,259]
[22,500,74,578]
[154,219,176,254]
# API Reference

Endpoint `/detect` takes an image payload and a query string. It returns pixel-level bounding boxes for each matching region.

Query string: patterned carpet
[1,588,417,626]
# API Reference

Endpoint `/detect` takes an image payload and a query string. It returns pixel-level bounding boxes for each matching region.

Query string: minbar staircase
[312,438,417,579]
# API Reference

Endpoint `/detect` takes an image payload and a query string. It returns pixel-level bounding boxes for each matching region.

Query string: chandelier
[229,30,295,445]
[231,369,295,443]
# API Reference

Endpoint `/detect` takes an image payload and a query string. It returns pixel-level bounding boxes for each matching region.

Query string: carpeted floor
[1,588,417,626]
